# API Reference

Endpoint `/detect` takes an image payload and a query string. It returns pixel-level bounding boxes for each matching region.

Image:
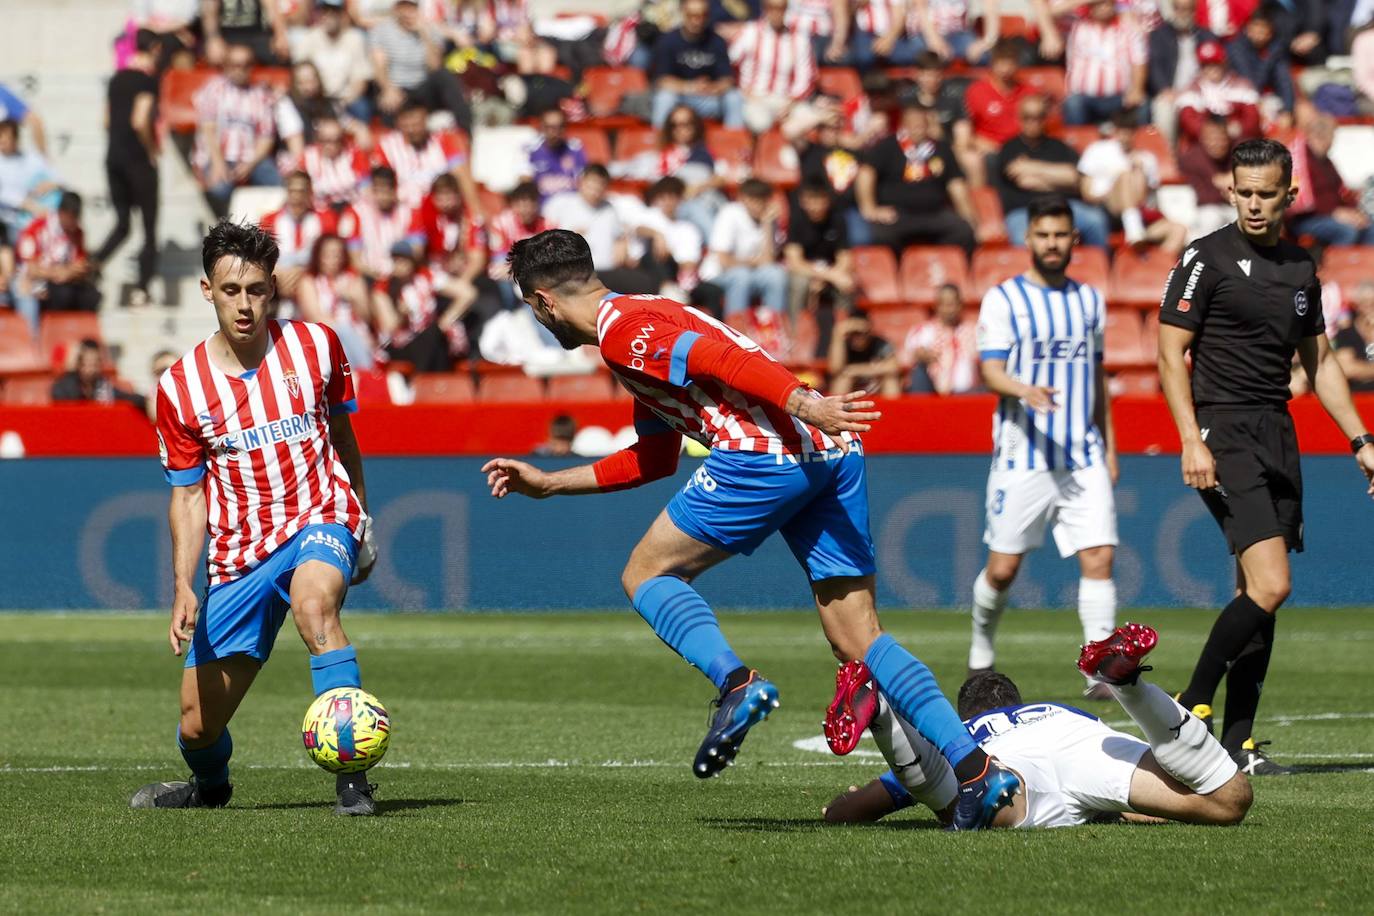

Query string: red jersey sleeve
[155,384,207,486]
[323,324,358,414]
[599,309,699,385]
[591,400,682,491]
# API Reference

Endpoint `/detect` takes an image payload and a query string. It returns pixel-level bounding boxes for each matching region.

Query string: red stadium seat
[1103,308,1145,368]
[1069,245,1110,292]
[705,126,754,177]
[1058,124,1103,153]
[2,372,53,405]
[613,125,658,162]
[1110,244,1177,309]
[1022,67,1067,101]
[900,246,971,305]
[479,371,545,402]
[412,373,476,403]
[988,14,1032,40]
[971,247,1030,299]
[547,372,616,402]
[583,66,648,118]
[868,307,925,348]
[818,68,863,100]
[0,313,42,374]
[1134,126,1180,185]
[39,313,102,368]
[850,246,901,307]
[1321,246,1374,290]
[565,124,611,165]
[790,309,821,359]
[971,185,1008,245]
[160,68,215,133]
[1111,369,1159,396]
[753,129,800,187]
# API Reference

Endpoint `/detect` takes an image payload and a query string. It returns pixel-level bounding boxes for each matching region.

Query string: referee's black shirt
[1159,223,1324,407]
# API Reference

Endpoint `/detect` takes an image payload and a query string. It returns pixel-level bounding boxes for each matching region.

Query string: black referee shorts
[1196,405,1304,555]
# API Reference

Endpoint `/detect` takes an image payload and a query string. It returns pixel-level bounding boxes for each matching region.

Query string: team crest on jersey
[283,370,301,398]
[1294,289,1309,316]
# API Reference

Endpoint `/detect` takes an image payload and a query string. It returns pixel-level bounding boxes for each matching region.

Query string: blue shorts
[186,524,358,668]
[666,447,876,581]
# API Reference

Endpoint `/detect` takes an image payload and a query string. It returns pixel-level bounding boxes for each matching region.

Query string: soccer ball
[301,687,391,773]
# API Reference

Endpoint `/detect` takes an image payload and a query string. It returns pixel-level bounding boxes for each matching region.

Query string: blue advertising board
[2,456,1370,610]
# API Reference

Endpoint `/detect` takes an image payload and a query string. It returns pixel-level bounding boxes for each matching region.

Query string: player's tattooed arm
[167,483,208,656]
[785,387,882,451]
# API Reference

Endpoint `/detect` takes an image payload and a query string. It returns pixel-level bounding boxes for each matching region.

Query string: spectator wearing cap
[1175,38,1260,144]
[349,165,424,280]
[1225,6,1295,124]
[701,178,787,317]
[523,108,587,202]
[260,171,352,299]
[193,43,280,216]
[1078,111,1188,251]
[52,339,143,406]
[901,282,978,394]
[201,0,290,67]
[729,0,819,134]
[1288,113,1374,246]
[14,192,99,329]
[783,177,852,351]
[1146,0,1218,145]
[0,118,59,244]
[1061,0,1148,126]
[300,115,373,211]
[962,39,1031,187]
[995,94,1110,248]
[369,0,474,129]
[295,0,374,121]
[0,83,46,157]
[828,310,901,397]
[1178,115,1235,238]
[372,242,468,371]
[649,0,745,129]
[856,101,978,256]
[910,0,1000,64]
[373,100,481,215]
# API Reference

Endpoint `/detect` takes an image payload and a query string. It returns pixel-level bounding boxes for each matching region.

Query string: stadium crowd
[4,0,1374,406]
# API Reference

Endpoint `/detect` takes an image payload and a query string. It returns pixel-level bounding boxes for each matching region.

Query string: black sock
[1179,593,1271,711]
[721,666,751,693]
[1220,613,1277,754]
[953,748,992,784]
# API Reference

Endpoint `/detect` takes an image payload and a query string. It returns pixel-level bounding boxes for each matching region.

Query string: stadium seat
[159,68,215,133]
[971,185,1008,245]
[817,68,862,100]
[971,247,1030,299]
[479,371,545,402]
[1103,308,1145,368]
[39,313,102,367]
[1110,369,1159,396]
[0,313,42,374]
[989,13,1031,40]
[705,126,755,179]
[1321,246,1374,291]
[1058,125,1102,153]
[753,129,800,187]
[868,307,925,347]
[547,372,616,402]
[2,372,53,406]
[1134,126,1180,185]
[565,124,612,165]
[613,125,658,162]
[900,246,971,305]
[228,186,286,224]
[1021,67,1066,101]
[850,246,901,307]
[1110,244,1177,309]
[583,66,648,118]
[1070,245,1110,292]
[411,373,477,403]
[790,309,821,359]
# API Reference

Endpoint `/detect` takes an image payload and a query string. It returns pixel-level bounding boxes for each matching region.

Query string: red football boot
[1077,622,1159,686]
[824,660,879,755]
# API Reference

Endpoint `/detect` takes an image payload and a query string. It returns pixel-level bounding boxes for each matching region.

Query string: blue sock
[865,634,980,769]
[879,770,915,810]
[310,645,362,696]
[632,576,744,689]
[178,727,232,787]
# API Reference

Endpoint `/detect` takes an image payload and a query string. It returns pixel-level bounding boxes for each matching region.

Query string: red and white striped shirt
[192,76,277,171]
[374,267,465,353]
[373,129,470,209]
[787,0,834,37]
[731,20,817,100]
[16,215,84,267]
[260,206,348,269]
[309,272,374,344]
[155,320,364,586]
[300,143,371,209]
[417,195,485,272]
[1065,14,1147,98]
[349,197,422,277]
[854,0,904,36]
[596,294,853,457]
[485,207,547,279]
[910,0,968,37]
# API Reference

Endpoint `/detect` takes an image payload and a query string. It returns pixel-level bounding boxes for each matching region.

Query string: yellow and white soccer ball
[301,687,391,773]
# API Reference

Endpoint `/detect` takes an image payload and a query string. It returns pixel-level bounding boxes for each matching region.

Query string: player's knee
[292,594,338,631]
[1247,576,1290,611]
[1211,774,1253,826]
[984,560,1019,591]
[178,703,210,746]
[1078,546,1113,579]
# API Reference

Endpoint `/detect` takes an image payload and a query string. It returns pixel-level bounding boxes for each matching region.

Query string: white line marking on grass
[0,759,862,775]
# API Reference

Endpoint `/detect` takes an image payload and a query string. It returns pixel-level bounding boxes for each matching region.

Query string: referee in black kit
[1157,138,1374,775]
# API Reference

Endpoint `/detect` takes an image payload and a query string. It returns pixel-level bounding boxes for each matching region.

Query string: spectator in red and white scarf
[1194,0,1258,40]
[730,0,819,134]
[193,44,281,217]
[297,233,378,369]
[300,116,373,211]
[902,283,978,394]
[13,191,98,328]
[372,242,468,371]
[418,172,495,320]
[1175,39,1261,144]
[1061,0,1148,126]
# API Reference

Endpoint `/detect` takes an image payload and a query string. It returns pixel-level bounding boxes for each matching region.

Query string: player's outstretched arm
[167,483,207,656]
[1298,334,1374,495]
[484,430,683,499]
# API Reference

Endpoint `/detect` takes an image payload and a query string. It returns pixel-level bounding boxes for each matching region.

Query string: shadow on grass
[699,816,944,833]
[1287,763,1374,775]
[249,797,475,812]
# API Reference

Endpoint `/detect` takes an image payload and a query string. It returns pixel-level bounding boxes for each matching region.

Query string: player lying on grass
[131,221,379,815]
[824,624,1252,829]
[484,229,1020,829]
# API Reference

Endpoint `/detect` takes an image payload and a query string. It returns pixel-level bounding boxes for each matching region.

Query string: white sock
[1077,577,1117,644]
[1111,680,1238,794]
[969,570,1009,670]
[1122,206,1146,243]
[869,696,958,811]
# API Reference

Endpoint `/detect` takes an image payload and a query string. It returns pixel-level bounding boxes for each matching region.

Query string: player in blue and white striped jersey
[969,195,1120,692]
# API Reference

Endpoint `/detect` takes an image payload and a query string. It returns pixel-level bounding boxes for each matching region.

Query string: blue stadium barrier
[2,456,1370,611]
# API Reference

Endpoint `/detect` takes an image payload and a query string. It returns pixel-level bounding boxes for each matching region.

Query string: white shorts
[983,464,1118,558]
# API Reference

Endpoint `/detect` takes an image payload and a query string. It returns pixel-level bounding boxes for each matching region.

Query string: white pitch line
[0,759,858,775]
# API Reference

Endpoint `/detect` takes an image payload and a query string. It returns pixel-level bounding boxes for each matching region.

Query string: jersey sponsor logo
[629,323,657,371]
[214,412,314,457]
[683,464,718,493]
[1177,260,1205,312]
[1237,258,1252,276]
[1159,265,1177,309]
[282,369,301,399]
[1182,247,1198,267]
[1294,289,1309,316]
[301,529,352,565]
[1031,339,1090,361]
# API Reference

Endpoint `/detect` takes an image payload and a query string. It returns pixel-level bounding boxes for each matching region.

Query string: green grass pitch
[4,608,1374,914]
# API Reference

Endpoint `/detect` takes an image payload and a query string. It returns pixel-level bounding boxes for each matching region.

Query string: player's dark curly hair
[957,671,1023,720]
[508,229,596,297]
[1231,138,1292,186]
[1027,194,1075,227]
[202,219,279,279]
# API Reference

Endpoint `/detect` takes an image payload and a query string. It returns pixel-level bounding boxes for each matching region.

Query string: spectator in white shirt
[1078,111,1187,252]
[701,178,787,317]
[544,164,661,294]
[293,0,374,121]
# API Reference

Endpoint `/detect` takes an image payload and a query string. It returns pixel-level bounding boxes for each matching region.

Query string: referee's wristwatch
[1352,434,1374,454]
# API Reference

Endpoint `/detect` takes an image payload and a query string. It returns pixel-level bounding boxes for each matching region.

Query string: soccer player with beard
[1158,139,1374,774]
[483,229,1021,830]
[130,221,379,815]
[967,194,1120,694]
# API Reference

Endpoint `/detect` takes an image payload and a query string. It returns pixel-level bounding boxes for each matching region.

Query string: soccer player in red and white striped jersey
[299,116,372,210]
[132,221,381,816]
[730,1,818,133]
[372,102,482,216]
[482,230,1023,829]
[1062,0,1148,125]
